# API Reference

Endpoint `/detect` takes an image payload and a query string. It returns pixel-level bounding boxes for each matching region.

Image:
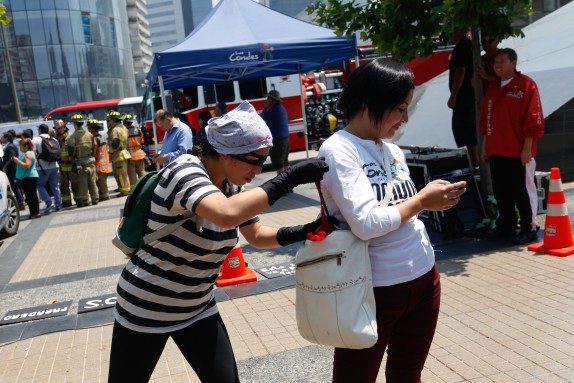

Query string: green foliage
[0,2,10,26]
[308,0,533,62]
[476,194,498,231]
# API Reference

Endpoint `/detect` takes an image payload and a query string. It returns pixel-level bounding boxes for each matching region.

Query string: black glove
[260,158,329,205]
[276,216,338,246]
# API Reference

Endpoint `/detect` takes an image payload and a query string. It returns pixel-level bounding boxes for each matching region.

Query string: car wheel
[0,193,20,238]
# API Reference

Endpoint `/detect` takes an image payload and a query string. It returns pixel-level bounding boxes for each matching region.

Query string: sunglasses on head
[229,152,268,167]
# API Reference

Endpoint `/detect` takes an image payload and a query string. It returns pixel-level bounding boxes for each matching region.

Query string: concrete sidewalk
[0,151,573,382]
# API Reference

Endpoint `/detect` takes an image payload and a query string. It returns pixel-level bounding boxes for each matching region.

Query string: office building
[0,0,137,121]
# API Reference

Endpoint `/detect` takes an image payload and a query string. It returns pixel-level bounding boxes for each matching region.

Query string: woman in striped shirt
[108,101,329,383]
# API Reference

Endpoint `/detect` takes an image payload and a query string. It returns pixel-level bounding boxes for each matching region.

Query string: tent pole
[149,86,160,171]
[159,75,167,110]
[299,66,309,159]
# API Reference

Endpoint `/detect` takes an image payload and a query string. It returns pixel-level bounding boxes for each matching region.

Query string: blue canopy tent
[146,0,357,155]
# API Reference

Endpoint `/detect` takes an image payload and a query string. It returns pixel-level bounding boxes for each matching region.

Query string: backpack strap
[142,211,194,245]
[140,164,194,245]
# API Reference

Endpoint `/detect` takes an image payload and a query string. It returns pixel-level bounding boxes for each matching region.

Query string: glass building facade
[0,0,136,122]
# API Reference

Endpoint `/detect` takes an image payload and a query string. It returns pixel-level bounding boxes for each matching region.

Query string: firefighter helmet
[71,114,85,123]
[122,113,135,124]
[106,110,122,120]
[87,118,101,127]
[54,119,68,130]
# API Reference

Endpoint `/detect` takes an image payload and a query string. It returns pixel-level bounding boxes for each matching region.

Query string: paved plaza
[1,151,573,382]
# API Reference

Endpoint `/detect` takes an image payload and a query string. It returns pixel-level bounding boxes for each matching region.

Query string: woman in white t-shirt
[318,59,467,383]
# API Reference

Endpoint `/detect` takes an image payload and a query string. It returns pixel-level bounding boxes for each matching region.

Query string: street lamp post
[1,23,22,123]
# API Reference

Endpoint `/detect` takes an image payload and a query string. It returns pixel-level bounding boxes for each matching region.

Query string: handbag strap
[316,181,334,235]
[380,143,394,207]
[315,143,395,235]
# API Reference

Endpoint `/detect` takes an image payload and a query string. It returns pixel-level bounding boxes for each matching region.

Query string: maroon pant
[333,265,441,383]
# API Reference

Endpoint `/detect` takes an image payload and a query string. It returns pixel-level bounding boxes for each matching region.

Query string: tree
[308,0,534,215]
[0,2,9,26]
[307,0,532,63]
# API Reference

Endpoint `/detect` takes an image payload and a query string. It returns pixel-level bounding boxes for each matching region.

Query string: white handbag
[295,145,394,349]
[296,227,377,349]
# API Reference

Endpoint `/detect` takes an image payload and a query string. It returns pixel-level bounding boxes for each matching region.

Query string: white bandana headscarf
[206,100,273,155]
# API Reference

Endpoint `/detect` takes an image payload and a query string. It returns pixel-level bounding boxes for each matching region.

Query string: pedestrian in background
[33,123,63,214]
[107,101,329,383]
[319,58,466,383]
[68,114,98,207]
[106,110,131,196]
[122,113,146,188]
[13,138,41,219]
[194,110,213,147]
[88,119,112,201]
[54,119,75,208]
[447,30,480,168]
[479,48,544,244]
[260,90,289,174]
[152,109,193,166]
[2,131,25,210]
[214,101,227,117]
[476,33,500,95]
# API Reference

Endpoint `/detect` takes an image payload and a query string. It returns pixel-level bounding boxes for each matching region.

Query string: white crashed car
[0,171,19,238]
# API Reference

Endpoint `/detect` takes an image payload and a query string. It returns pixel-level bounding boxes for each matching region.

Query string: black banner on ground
[78,294,117,313]
[1,301,73,325]
[256,262,296,279]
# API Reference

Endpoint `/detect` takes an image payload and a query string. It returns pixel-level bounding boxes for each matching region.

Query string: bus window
[182,86,198,109]
[239,78,268,100]
[203,82,235,105]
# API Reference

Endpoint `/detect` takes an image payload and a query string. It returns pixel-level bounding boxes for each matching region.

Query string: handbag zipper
[297,252,344,268]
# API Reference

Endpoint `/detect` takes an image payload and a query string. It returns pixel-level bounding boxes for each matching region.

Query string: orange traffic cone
[528,167,574,257]
[216,245,258,287]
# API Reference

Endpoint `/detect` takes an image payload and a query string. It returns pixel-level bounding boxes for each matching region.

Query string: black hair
[198,111,213,128]
[215,102,227,114]
[39,124,50,134]
[190,136,218,159]
[22,129,33,139]
[3,132,14,142]
[337,58,414,127]
[495,48,518,62]
[174,112,189,125]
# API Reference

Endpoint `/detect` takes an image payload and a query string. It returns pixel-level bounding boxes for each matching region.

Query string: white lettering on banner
[1,301,72,326]
[229,51,259,62]
[257,263,296,279]
[78,294,117,313]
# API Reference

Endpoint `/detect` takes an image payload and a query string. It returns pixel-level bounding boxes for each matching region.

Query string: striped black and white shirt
[114,154,258,333]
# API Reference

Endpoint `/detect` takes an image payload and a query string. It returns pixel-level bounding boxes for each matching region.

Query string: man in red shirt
[479,48,544,244]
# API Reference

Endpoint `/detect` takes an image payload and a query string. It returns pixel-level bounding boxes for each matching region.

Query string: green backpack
[112,167,192,257]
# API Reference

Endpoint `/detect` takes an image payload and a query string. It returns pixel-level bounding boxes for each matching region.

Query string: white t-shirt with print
[318,130,435,287]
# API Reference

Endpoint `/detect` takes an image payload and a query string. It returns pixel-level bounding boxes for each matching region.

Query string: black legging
[19,177,39,216]
[108,312,239,383]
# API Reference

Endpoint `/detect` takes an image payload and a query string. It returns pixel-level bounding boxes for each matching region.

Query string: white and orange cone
[216,245,258,287]
[528,167,574,257]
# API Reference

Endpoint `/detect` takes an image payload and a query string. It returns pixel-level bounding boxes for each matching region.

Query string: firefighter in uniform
[57,117,79,207]
[106,110,131,196]
[67,115,98,207]
[122,113,146,188]
[87,119,112,201]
